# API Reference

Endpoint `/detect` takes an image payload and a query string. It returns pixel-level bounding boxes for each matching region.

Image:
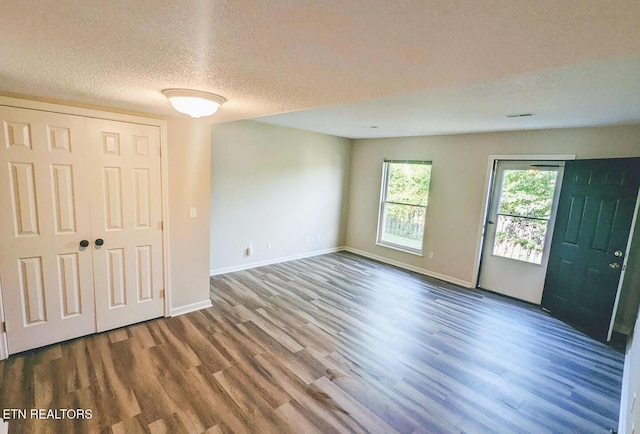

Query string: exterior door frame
[607,186,640,340]
[472,154,576,289]
[0,96,171,359]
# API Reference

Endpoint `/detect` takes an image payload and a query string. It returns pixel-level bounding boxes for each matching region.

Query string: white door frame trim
[0,96,172,341]
[471,154,576,289]
[0,279,8,360]
[608,186,640,341]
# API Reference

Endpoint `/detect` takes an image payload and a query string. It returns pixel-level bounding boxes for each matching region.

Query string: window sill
[375,242,424,257]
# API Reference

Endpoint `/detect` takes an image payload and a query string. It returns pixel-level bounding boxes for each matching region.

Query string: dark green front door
[542,157,640,341]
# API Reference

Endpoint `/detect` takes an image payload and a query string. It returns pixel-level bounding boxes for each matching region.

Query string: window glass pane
[386,163,431,206]
[492,215,549,264]
[498,169,557,218]
[381,203,425,250]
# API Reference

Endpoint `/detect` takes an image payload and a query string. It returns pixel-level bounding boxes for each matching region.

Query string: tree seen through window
[378,161,431,253]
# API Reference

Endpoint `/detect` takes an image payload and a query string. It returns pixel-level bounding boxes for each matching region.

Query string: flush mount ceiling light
[162,89,226,119]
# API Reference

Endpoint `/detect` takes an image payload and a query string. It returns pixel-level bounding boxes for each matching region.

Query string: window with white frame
[377,160,432,254]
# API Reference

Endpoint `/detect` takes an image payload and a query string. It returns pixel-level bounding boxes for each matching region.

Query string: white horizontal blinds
[384,159,432,165]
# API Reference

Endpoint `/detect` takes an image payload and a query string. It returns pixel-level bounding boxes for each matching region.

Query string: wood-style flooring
[0,252,625,433]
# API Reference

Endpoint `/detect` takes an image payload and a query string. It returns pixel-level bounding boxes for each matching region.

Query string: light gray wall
[210,120,351,273]
[346,125,640,287]
[167,118,213,311]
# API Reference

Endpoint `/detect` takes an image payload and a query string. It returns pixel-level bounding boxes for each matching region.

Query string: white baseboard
[0,333,8,360]
[210,246,346,276]
[343,246,473,288]
[170,299,212,317]
[209,245,472,289]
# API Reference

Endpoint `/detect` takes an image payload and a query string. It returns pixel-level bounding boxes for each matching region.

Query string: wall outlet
[267,242,272,250]
[428,251,434,259]
[247,243,253,256]
[189,207,197,218]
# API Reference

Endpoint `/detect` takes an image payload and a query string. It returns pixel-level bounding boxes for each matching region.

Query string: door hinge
[160,289,165,298]
[159,221,163,230]
[0,321,6,333]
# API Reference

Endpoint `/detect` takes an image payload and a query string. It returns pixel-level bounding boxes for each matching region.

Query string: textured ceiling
[1,0,640,137]
[257,54,640,138]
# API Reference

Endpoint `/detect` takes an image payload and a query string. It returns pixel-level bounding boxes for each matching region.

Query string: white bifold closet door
[0,106,164,354]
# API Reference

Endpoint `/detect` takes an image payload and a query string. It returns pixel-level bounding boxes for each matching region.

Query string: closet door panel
[0,107,95,353]
[87,119,164,332]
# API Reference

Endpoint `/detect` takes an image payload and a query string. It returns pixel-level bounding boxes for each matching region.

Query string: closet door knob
[95,238,104,246]
[79,240,89,248]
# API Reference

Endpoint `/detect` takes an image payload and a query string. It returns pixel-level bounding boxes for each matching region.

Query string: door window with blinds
[377,160,432,254]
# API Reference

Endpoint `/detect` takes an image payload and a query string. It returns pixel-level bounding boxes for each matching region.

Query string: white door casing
[0,105,165,354]
[0,266,10,360]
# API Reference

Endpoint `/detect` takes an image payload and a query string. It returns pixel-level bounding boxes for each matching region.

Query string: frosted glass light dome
[162,89,226,119]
